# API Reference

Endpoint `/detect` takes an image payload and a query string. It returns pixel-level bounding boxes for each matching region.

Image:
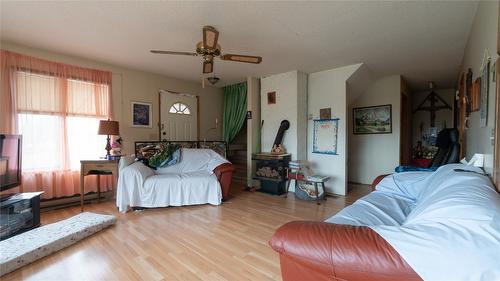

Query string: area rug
[0,212,116,276]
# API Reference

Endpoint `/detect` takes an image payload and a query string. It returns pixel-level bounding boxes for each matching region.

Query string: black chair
[428,128,460,168]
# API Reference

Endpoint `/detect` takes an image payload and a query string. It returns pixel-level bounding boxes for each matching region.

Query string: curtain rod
[158,88,196,98]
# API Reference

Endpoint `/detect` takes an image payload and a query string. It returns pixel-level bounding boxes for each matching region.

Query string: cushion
[156,148,229,174]
[0,212,115,276]
[370,164,500,281]
[120,161,154,182]
[147,144,181,169]
[325,191,414,226]
[119,154,136,170]
[404,164,497,225]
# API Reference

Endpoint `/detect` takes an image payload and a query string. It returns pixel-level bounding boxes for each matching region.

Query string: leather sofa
[268,181,421,281]
[213,162,235,200]
[269,164,500,281]
[269,221,420,281]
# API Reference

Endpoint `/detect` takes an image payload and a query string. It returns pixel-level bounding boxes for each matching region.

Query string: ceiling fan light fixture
[151,25,262,78]
[207,76,220,85]
[203,25,219,49]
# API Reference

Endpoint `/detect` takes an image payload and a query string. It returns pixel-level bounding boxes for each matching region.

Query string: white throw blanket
[326,164,500,281]
[116,149,229,212]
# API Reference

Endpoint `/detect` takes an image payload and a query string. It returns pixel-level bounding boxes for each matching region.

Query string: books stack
[287,160,312,180]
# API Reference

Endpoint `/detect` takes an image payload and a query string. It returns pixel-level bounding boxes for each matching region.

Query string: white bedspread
[326,164,500,281]
[116,149,229,212]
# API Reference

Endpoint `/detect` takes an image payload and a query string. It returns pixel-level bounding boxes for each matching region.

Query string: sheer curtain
[0,50,114,199]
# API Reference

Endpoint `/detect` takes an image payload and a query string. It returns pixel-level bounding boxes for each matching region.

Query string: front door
[160,90,198,141]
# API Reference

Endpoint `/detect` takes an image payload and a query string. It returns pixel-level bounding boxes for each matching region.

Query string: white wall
[307,64,361,195]
[260,71,307,159]
[246,77,261,187]
[297,72,308,160]
[412,88,455,147]
[348,75,401,184]
[1,41,224,154]
[258,70,306,192]
[460,1,498,175]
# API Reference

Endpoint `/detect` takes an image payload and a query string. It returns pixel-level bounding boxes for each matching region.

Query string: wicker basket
[294,181,326,201]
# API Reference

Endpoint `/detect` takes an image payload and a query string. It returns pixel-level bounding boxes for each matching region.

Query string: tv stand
[0,192,42,240]
[0,193,17,202]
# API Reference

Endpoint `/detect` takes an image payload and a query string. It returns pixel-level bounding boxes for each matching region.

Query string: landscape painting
[353,104,392,134]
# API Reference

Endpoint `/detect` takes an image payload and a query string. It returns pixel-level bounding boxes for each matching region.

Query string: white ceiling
[0,1,477,90]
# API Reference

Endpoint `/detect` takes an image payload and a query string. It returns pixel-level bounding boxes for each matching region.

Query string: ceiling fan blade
[150,50,198,56]
[203,61,214,74]
[203,26,219,49]
[221,54,262,64]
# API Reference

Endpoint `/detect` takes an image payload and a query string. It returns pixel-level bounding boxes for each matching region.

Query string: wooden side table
[80,159,119,212]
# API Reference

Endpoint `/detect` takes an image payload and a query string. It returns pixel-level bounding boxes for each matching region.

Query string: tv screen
[0,134,22,191]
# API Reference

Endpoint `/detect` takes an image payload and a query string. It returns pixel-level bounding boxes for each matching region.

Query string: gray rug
[0,212,116,276]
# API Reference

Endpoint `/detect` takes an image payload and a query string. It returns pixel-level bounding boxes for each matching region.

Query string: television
[0,134,22,192]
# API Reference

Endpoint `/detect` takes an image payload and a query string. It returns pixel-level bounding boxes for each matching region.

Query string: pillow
[119,155,136,171]
[147,143,181,169]
[404,164,497,225]
[156,148,229,174]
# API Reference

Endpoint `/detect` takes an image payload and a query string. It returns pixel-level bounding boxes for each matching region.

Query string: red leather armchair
[268,175,422,281]
[213,163,234,200]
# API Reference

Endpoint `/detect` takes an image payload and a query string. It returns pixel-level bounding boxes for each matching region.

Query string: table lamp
[98,119,120,159]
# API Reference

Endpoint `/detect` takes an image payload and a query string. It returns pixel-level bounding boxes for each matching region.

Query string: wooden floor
[3,185,370,281]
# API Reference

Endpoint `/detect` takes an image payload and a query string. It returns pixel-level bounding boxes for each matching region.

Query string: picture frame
[353,104,392,134]
[480,61,490,127]
[267,91,276,104]
[131,101,152,128]
[471,77,481,112]
[312,119,339,155]
[320,108,331,119]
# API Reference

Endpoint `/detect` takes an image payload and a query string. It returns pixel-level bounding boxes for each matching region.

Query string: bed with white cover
[117,148,230,212]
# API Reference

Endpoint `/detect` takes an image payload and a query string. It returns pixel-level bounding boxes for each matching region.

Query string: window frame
[168,102,191,115]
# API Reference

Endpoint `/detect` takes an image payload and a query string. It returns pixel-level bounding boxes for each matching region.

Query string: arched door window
[169,102,191,115]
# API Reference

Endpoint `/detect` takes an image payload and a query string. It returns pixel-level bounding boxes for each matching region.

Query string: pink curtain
[0,50,114,199]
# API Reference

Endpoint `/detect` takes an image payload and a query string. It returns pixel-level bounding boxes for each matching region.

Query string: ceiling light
[207,76,220,85]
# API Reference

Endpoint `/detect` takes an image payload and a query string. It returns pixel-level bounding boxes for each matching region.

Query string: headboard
[134,140,228,159]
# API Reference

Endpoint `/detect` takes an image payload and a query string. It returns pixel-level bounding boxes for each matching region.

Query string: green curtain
[223,82,247,143]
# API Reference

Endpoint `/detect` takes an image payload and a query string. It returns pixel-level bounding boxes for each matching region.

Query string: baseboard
[40,191,114,212]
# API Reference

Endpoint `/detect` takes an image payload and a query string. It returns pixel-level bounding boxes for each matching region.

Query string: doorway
[159,90,199,141]
[400,91,412,165]
[494,58,500,190]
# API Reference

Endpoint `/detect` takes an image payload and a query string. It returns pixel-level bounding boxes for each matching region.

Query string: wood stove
[252,153,291,195]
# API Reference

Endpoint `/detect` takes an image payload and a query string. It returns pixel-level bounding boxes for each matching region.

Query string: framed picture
[313,119,339,155]
[480,61,489,127]
[471,78,481,112]
[320,108,331,119]
[353,104,392,134]
[267,91,276,104]
[131,101,152,128]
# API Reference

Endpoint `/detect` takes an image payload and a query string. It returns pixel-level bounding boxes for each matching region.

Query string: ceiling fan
[150,26,262,75]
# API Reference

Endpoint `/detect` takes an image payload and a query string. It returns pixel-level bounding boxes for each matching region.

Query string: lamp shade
[98,120,120,135]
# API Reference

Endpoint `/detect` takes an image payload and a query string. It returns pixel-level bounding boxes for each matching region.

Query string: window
[16,71,110,171]
[169,102,191,115]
